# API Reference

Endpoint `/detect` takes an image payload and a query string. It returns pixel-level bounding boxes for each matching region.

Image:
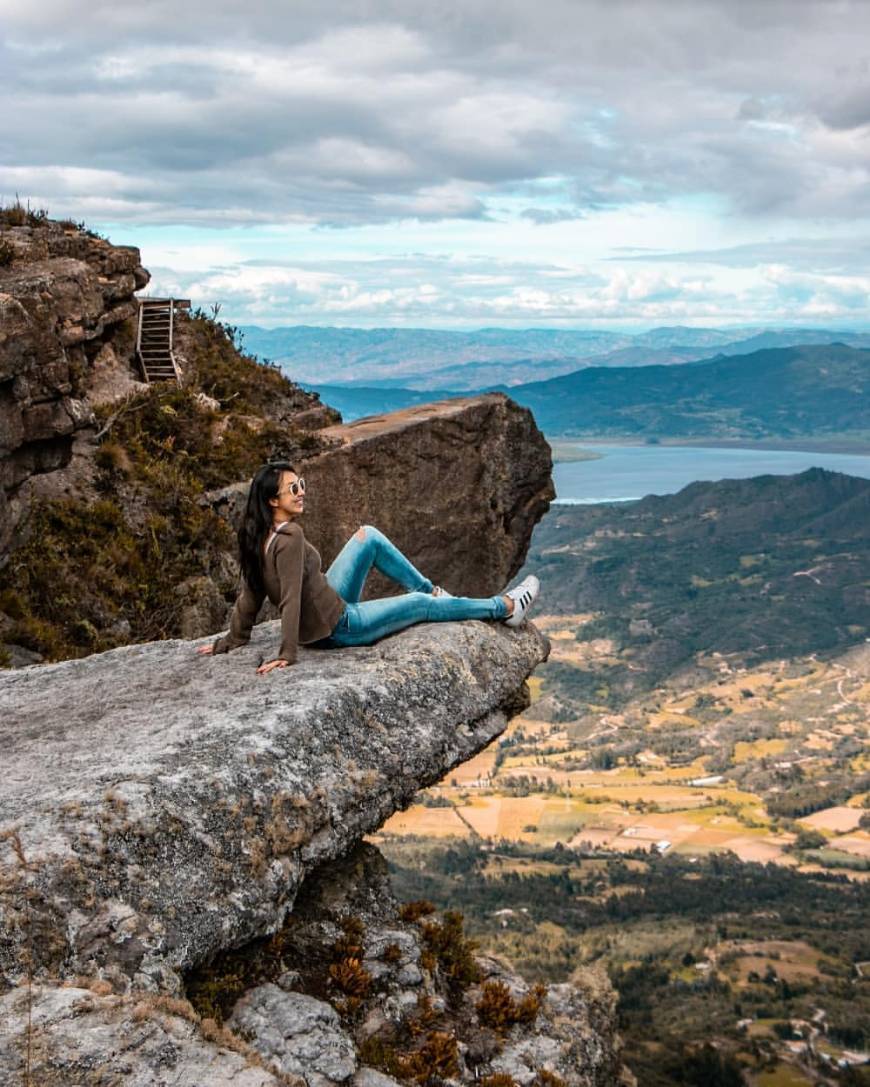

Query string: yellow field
[447,746,498,785]
[532,612,598,630]
[380,805,470,837]
[802,733,834,751]
[724,940,828,986]
[547,638,619,666]
[734,739,788,762]
[456,794,549,840]
[648,711,701,729]
[483,856,586,879]
[799,805,863,833]
[752,1064,816,1087]
[829,833,870,859]
[380,642,869,879]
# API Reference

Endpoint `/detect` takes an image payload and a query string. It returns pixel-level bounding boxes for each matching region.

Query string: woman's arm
[272,524,305,664]
[210,578,266,654]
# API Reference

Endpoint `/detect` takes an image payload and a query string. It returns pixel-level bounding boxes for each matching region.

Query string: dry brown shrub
[476,980,546,1033]
[397,1030,460,1082]
[399,899,436,923]
[536,1071,567,1087]
[382,942,403,964]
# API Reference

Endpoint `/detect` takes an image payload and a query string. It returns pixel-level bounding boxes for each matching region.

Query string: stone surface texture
[0,618,546,991]
[0,618,636,1086]
[228,986,357,1085]
[201,841,623,1087]
[0,985,285,1086]
[0,218,149,553]
[206,393,554,599]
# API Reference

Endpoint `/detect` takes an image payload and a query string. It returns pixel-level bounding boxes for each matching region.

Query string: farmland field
[377,472,870,1086]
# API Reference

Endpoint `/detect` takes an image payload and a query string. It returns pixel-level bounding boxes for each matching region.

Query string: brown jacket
[212,522,346,663]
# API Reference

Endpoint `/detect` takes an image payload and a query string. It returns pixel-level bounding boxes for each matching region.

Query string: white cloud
[136,249,858,328]
[6,0,870,228]
[4,1,870,326]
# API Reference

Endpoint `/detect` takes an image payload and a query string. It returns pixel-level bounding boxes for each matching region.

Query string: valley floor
[372,621,870,1086]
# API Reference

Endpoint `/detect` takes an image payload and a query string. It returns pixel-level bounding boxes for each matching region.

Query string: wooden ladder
[135,298,189,384]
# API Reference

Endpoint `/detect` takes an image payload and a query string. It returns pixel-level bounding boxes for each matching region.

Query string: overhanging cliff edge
[0,619,548,992]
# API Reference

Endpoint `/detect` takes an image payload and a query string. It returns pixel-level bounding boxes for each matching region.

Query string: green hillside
[503,343,870,439]
[522,467,869,702]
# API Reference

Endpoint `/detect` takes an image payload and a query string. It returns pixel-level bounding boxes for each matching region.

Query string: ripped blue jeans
[317,525,508,648]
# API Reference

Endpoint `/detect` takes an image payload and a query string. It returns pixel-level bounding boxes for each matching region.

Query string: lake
[551,443,870,504]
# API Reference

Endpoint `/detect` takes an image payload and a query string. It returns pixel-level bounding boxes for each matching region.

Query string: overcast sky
[3,0,870,328]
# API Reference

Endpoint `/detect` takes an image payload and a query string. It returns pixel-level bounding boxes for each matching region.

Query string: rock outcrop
[211,841,623,1087]
[0,216,339,565]
[0,619,546,989]
[0,619,624,1085]
[0,217,149,552]
[207,394,554,598]
[0,597,633,1087]
[0,218,618,1084]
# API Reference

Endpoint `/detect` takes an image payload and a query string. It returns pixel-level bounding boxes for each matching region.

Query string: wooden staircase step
[137,297,181,384]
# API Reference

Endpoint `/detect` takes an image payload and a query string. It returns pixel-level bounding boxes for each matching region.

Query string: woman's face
[271,470,305,519]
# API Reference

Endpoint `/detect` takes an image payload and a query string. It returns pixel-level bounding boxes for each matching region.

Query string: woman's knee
[357,524,385,545]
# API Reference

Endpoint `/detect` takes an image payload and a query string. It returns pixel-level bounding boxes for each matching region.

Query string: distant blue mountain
[307,343,870,440]
[240,323,870,390]
[495,343,870,439]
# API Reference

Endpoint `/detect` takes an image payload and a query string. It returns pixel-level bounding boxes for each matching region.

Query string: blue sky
[3,0,870,329]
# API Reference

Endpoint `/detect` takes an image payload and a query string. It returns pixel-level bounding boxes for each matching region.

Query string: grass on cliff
[183,308,320,417]
[0,198,49,228]
[0,312,334,663]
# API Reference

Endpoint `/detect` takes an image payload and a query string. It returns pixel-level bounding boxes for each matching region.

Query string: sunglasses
[277,477,306,497]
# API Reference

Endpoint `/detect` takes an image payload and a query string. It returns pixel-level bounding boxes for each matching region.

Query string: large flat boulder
[0,618,547,993]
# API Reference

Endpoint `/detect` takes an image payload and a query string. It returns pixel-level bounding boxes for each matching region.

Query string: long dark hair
[238,461,297,596]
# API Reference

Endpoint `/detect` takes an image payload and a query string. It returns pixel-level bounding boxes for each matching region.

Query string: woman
[197,461,540,675]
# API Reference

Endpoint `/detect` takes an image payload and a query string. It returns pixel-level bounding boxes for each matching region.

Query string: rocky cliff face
[0,215,149,552]
[0,619,622,1085]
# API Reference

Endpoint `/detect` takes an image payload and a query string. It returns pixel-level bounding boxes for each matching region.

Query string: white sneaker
[431,585,454,598]
[503,575,540,627]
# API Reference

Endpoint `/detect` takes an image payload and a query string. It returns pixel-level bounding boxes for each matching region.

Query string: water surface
[552,444,870,504]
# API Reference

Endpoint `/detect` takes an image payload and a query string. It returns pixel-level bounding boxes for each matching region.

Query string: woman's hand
[257,658,290,675]
[196,644,214,655]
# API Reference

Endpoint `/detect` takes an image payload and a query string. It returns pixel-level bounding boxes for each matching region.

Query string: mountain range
[305,343,870,441]
[239,323,870,390]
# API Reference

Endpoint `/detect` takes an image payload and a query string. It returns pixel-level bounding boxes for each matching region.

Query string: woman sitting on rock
[197,461,539,674]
